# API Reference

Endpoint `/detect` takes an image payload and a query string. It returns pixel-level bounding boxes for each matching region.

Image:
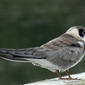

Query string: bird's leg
[56,70,66,80]
[65,70,80,80]
[65,70,72,80]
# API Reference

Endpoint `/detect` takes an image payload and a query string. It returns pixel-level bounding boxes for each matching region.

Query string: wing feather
[46,42,84,70]
[0,47,46,61]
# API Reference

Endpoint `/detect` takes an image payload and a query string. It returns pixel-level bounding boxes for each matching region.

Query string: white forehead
[66,27,79,37]
[66,27,78,32]
[66,27,85,41]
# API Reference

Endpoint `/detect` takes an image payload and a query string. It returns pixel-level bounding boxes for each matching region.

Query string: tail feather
[0,47,46,62]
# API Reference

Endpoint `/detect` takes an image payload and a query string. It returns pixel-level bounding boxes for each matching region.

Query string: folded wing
[0,47,46,62]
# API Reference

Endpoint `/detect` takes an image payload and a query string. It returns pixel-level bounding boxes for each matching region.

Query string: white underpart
[24,59,62,72]
[1,57,60,72]
[82,35,85,41]
[77,41,84,47]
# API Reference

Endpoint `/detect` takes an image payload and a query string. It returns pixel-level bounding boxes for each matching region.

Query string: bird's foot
[59,77,68,80]
[68,77,80,80]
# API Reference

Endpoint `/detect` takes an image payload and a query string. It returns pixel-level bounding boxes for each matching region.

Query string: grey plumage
[41,34,85,71]
[0,26,85,73]
[0,47,46,60]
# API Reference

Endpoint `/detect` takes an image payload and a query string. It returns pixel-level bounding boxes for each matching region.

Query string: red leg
[65,70,72,80]
[65,70,79,80]
[56,70,66,80]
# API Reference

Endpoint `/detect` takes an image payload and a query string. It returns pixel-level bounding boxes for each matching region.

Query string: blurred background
[0,0,85,85]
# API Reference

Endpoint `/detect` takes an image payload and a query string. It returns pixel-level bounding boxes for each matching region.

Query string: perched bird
[0,26,85,80]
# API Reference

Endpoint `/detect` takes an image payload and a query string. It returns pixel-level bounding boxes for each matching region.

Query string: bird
[0,26,85,80]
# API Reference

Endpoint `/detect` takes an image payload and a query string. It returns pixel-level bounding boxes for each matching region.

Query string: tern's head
[66,26,85,41]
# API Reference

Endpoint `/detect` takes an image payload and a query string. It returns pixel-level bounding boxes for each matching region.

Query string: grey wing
[46,45,84,70]
[0,47,46,61]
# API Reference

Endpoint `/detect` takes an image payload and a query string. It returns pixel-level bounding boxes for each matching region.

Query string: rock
[24,72,85,85]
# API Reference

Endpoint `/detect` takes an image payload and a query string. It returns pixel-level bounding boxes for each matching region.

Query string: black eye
[79,29,85,37]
